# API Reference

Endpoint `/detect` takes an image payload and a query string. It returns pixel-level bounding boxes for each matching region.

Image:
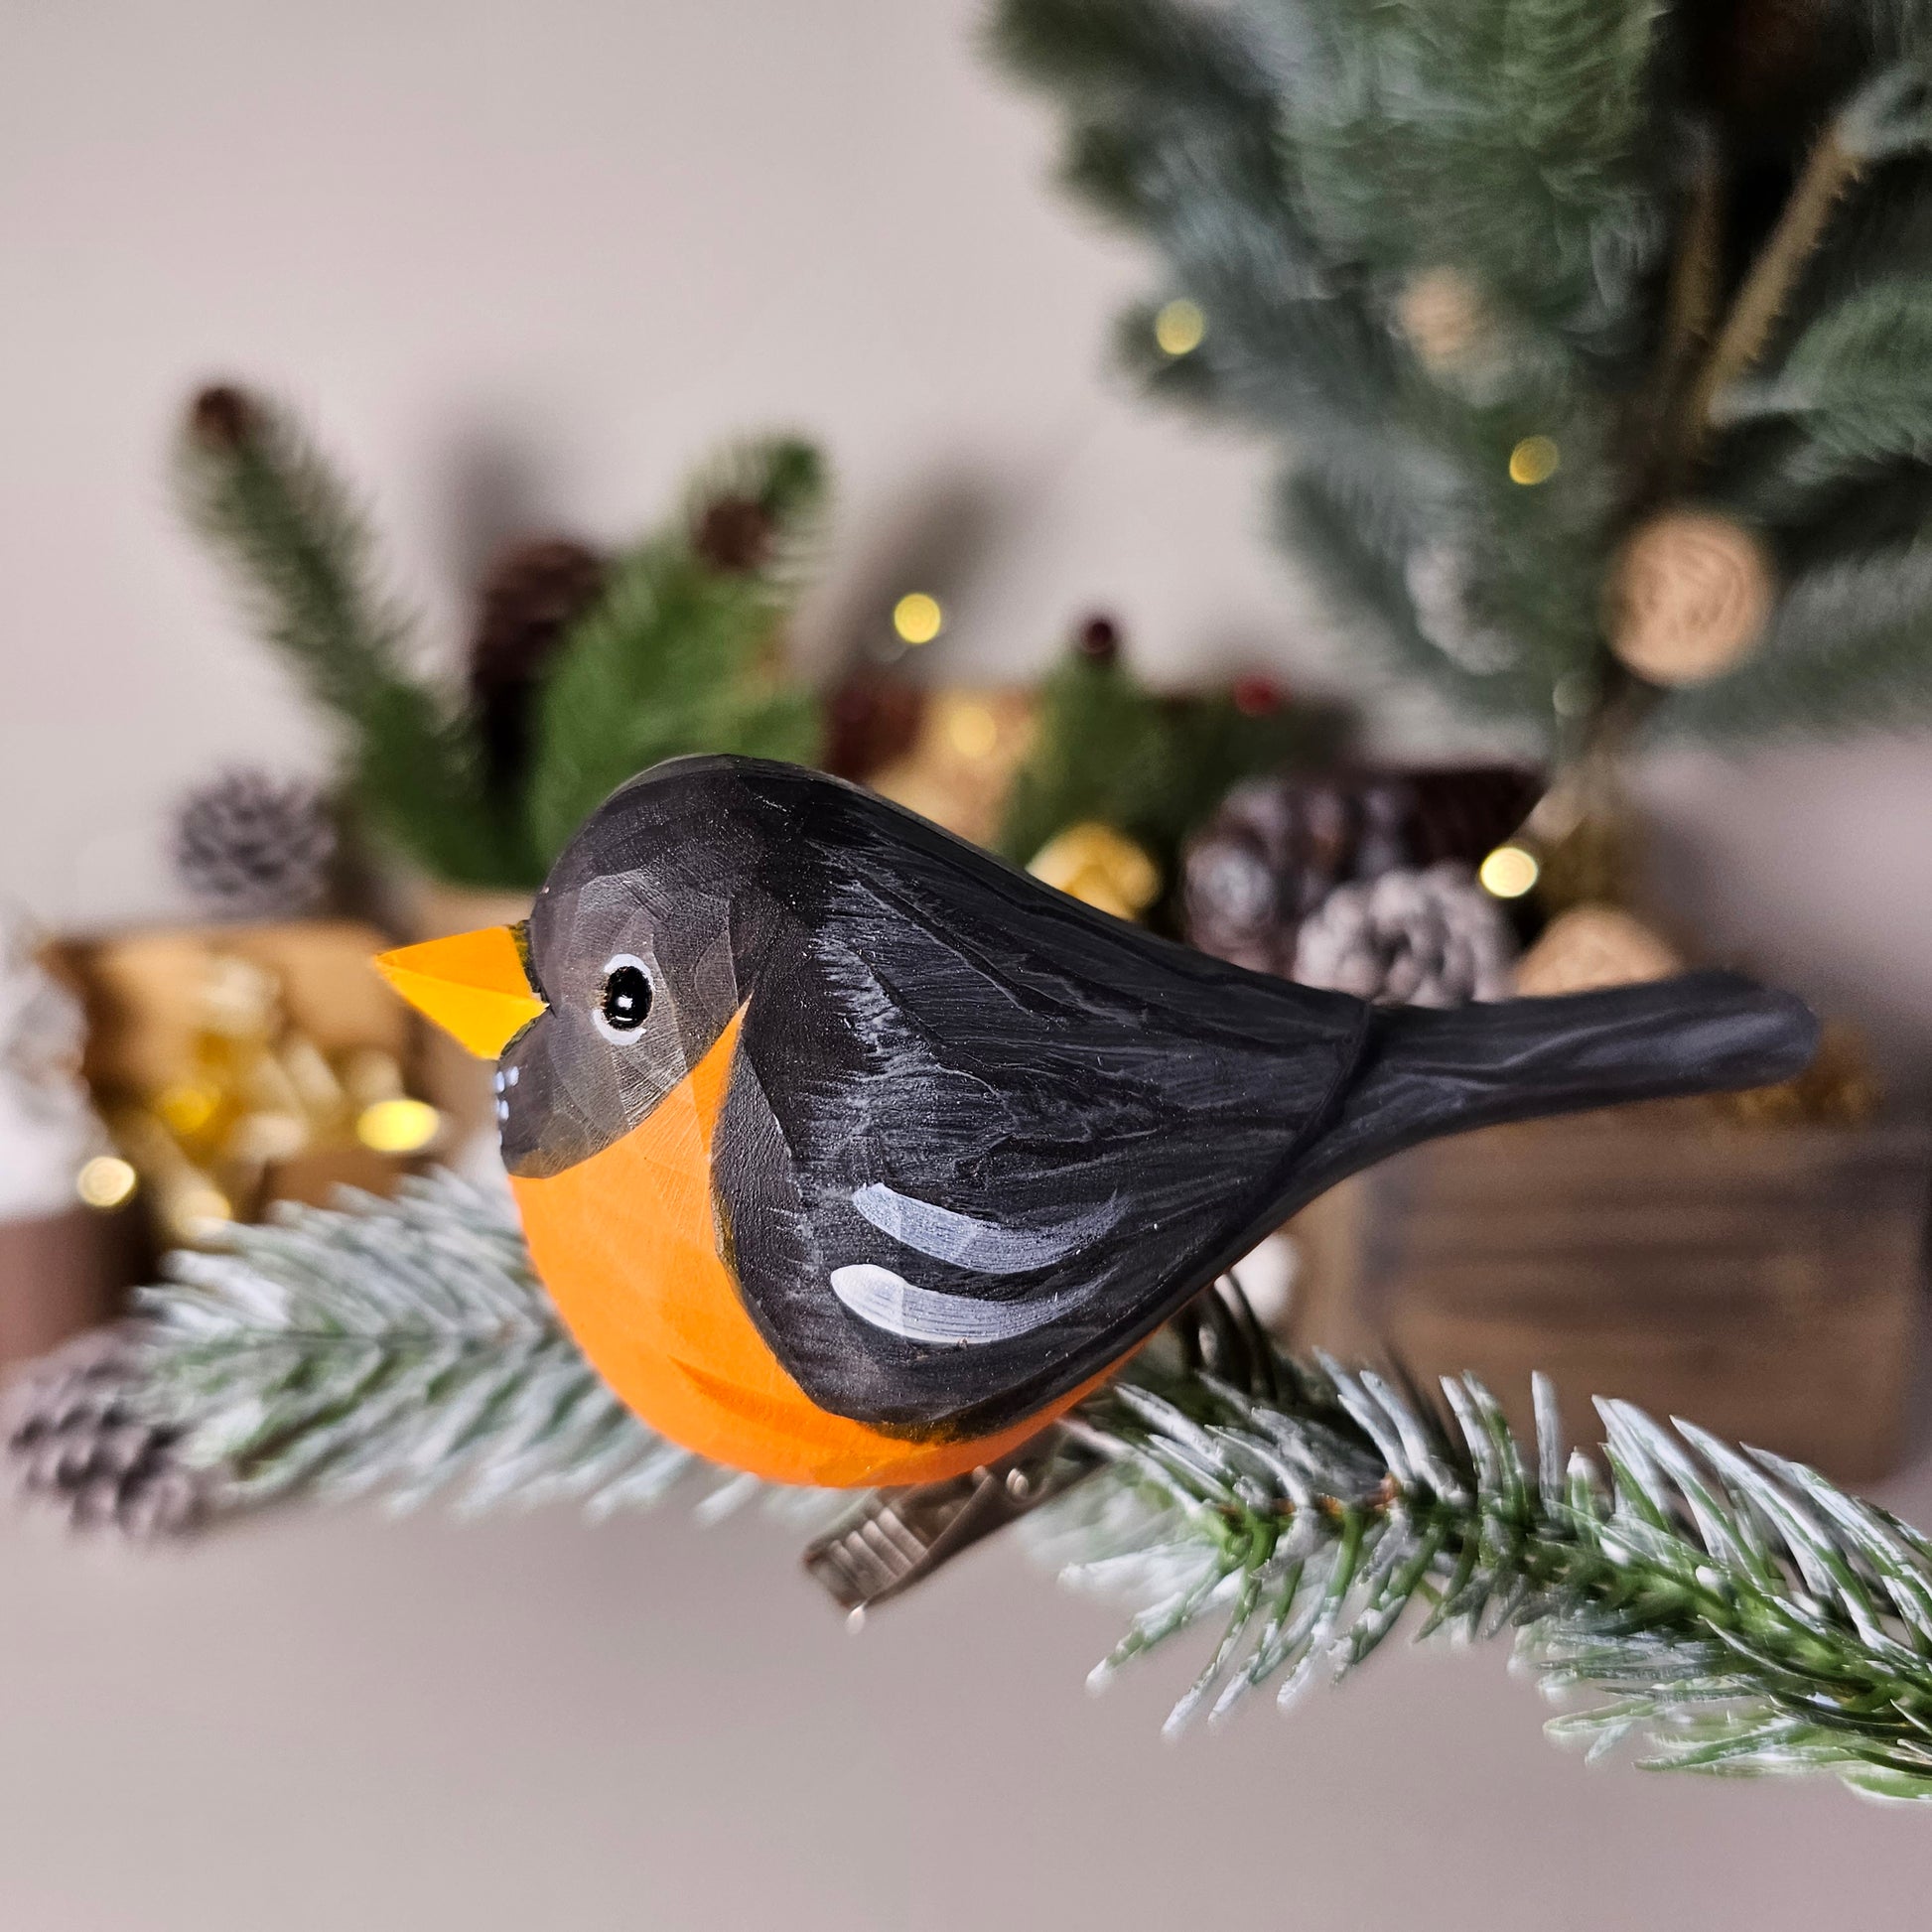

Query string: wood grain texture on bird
[512,1007,1098,1484]
[375,757,1819,1487]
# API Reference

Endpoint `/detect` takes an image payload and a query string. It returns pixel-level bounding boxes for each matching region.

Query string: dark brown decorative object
[820,669,925,783]
[0,1207,138,1368]
[1182,765,1542,978]
[1284,1112,1930,1484]
[692,495,776,575]
[186,383,258,453]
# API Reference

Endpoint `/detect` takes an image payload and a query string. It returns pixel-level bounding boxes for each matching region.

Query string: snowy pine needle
[126,1174,1932,1800]
[1043,1354,1932,1799]
[135,1173,696,1518]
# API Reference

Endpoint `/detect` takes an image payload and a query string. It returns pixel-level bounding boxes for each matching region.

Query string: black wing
[712,766,1368,1442]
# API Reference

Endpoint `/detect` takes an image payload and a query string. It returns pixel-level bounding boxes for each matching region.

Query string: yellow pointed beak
[373,924,547,1059]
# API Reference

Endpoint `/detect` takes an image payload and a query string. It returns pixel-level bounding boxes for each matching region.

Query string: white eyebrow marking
[829,1264,1084,1345]
[850,1181,1116,1275]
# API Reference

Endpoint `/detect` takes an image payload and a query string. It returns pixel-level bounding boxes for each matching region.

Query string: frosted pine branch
[135,1173,696,1518]
[1042,1354,1932,1800]
[110,1173,1932,1800]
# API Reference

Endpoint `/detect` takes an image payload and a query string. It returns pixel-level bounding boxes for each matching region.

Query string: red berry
[1231,673,1285,717]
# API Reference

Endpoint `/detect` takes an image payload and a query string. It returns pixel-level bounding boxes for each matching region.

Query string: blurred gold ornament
[868,686,1036,847]
[1508,436,1561,485]
[1396,268,1487,374]
[1608,510,1774,685]
[1513,903,1683,998]
[1028,822,1162,923]
[60,920,439,1241]
[1153,298,1206,356]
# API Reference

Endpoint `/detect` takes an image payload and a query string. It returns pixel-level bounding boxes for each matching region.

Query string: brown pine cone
[1181,765,1541,977]
[3,1325,213,1539]
[693,495,777,574]
[186,382,261,453]
[468,537,609,791]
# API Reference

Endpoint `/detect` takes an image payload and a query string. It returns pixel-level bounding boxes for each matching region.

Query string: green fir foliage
[525,539,818,863]
[181,394,826,891]
[992,0,1932,746]
[122,1177,1932,1800]
[996,651,1341,889]
[178,393,513,887]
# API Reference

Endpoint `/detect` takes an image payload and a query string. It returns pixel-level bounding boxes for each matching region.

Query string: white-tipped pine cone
[172,768,337,918]
[2,1325,212,1539]
[1292,863,1515,1008]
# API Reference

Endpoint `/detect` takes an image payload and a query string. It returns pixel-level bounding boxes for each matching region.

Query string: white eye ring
[593,953,653,1043]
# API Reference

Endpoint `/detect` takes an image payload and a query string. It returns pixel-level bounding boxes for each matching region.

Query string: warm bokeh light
[1508,435,1560,484]
[355,1096,442,1154]
[155,1081,219,1136]
[1153,297,1206,355]
[892,592,944,644]
[946,701,999,759]
[1478,843,1541,899]
[171,1184,234,1240]
[74,1154,138,1210]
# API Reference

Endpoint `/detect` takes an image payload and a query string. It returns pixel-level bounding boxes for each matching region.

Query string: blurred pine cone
[693,495,776,574]
[469,536,609,793]
[1181,765,1540,976]
[173,768,337,919]
[2,1325,211,1539]
[1294,864,1516,1008]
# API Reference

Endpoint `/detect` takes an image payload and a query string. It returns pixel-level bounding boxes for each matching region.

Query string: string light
[1508,436,1560,485]
[1153,298,1206,356]
[75,1155,138,1210]
[356,1097,442,1155]
[892,593,944,645]
[1478,844,1541,899]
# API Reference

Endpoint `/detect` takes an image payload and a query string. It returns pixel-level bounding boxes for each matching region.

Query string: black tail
[1285,970,1820,1210]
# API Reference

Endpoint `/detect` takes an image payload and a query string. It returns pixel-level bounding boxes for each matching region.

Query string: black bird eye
[595,956,652,1040]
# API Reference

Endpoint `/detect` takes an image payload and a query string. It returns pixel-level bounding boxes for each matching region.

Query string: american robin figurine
[377,756,1817,1488]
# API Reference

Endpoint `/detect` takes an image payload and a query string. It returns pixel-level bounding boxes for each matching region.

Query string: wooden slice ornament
[1608,511,1775,686]
[1514,904,1684,999]
[1396,268,1490,376]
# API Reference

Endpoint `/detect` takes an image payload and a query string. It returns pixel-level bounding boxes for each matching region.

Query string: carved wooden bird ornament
[376,757,1817,1487]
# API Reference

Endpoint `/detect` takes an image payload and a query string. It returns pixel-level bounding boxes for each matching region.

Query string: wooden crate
[1284,1111,1931,1483]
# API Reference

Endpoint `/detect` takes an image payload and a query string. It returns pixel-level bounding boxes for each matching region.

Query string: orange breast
[510,1008,1082,1487]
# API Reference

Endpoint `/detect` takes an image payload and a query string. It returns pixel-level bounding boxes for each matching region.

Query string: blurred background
[5,1,1932,1924]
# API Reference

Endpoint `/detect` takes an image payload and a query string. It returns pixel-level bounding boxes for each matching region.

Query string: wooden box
[1283,1112,1931,1483]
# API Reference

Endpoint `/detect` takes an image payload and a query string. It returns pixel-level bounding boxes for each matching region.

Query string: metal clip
[801,1428,1093,1616]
